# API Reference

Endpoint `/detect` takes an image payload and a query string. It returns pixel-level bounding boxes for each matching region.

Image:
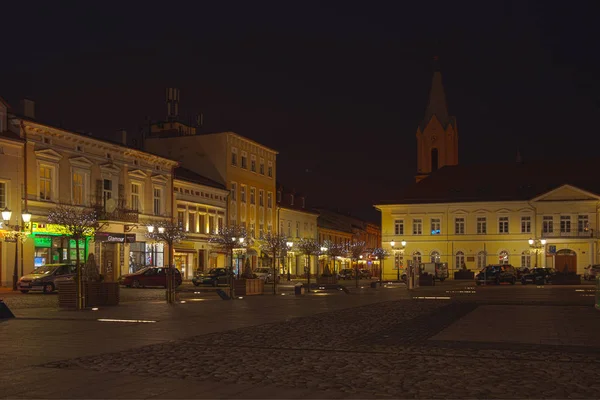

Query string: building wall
[377,186,600,279]
[1,119,178,287]
[173,178,228,278]
[278,206,318,276]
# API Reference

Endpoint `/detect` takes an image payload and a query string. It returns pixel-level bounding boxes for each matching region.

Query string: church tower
[415,62,458,182]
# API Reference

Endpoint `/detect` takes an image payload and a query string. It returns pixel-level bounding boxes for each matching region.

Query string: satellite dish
[105,198,117,213]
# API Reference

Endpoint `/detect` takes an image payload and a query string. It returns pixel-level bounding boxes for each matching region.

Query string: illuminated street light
[2,208,12,222]
[147,225,155,233]
[528,238,547,268]
[158,226,165,234]
[391,239,407,281]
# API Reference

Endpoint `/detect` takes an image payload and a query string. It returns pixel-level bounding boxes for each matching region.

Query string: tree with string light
[208,226,250,298]
[145,219,187,304]
[259,232,288,295]
[322,240,345,277]
[347,241,367,289]
[297,238,320,293]
[372,247,390,287]
[47,205,99,310]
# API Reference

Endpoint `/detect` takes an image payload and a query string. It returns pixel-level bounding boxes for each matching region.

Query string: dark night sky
[2,1,599,222]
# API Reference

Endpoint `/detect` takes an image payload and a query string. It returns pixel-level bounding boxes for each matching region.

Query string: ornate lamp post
[286,241,293,281]
[320,246,328,278]
[528,238,546,268]
[2,208,31,291]
[391,240,407,281]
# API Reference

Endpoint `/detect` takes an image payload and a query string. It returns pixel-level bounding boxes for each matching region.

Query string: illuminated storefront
[30,223,88,267]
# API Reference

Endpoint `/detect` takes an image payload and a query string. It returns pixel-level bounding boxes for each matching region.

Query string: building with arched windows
[375,66,600,278]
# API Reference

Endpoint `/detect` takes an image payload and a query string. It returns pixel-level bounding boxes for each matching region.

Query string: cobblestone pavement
[41,300,600,399]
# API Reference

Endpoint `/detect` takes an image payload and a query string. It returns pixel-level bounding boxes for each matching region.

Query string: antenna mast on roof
[166,88,180,121]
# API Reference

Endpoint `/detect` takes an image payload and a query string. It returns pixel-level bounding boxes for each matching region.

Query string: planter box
[58,281,120,308]
[234,279,264,295]
[551,275,582,285]
[419,274,435,286]
[317,276,338,285]
[454,270,475,280]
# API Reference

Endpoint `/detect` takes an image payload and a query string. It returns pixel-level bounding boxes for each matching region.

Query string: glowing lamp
[1,208,12,222]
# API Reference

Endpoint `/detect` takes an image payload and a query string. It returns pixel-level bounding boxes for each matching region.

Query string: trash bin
[294,283,305,296]
[370,281,378,288]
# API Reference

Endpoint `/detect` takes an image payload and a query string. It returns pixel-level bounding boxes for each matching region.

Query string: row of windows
[318,234,351,246]
[174,186,225,202]
[234,220,272,239]
[400,250,532,269]
[230,183,273,208]
[280,220,315,238]
[393,215,591,235]
[231,148,273,177]
[36,164,165,216]
[176,209,224,234]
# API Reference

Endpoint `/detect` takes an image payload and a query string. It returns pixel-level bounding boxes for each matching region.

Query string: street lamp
[391,239,407,281]
[2,208,30,291]
[528,238,546,268]
[286,241,293,281]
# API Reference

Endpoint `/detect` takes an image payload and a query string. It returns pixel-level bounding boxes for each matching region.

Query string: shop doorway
[102,243,117,282]
[554,249,577,273]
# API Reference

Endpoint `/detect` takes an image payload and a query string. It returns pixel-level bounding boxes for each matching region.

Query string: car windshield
[30,265,58,275]
[135,267,150,274]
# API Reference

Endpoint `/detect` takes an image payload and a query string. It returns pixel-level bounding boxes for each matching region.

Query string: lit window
[103,179,113,203]
[241,185,246,203]
[72,171,85,205]
[499,250,509,265]
[241,152,248,169]
[430,218,441,235]
[230,182,237,201]
[153,187,162,216]
[267,192,272,208]
[131,183,141,211]
[477,251,487,269]
[543,216,553,233]
[521,251,531,268]
[39,165,53,201]
[430,251,440,263]
[259,190,264,207]
[0,182,6,209]
[578,215,589,233]
[250,188,256,205]
[456,251,465,269]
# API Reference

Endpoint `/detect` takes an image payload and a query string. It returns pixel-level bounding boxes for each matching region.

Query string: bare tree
[297,238,320,293]
[372,247,390,287]
[323,240,346,277]
[347,241,367,289]
[48,205,99,310]
[259,232,288,295]
[145,219,187,304]
[208,226,250,298]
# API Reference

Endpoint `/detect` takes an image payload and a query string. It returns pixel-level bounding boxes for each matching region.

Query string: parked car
[521,268,555,285]
[516,267,530,280]
[584,265,600,281]
[119,267,182,288]
[420,262,449,282]
[253,267,280,283]
[18,264,77,294]
[192,267,229,287]
[358,269,372,279]
[475,264,517,285]
[338,268,354,280]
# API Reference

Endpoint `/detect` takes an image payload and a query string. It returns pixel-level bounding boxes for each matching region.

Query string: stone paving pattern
[41,299,600,399]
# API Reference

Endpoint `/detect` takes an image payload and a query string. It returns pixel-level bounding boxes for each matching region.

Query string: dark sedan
[521,268,555,285]
[119,267,182,288]
[192,268,229,287]
[475,265,517,285]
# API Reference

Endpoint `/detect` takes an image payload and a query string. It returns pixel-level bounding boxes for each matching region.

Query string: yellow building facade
[376,67,599,279]
[145,129,278,267]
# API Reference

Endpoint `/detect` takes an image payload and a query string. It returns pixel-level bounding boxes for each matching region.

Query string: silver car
[18,264,77,293]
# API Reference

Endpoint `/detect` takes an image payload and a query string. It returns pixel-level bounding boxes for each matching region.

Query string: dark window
[431,148,439,171]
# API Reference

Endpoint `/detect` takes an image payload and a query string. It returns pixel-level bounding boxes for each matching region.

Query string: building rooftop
[174,167,226,190]
[376,161,600,205]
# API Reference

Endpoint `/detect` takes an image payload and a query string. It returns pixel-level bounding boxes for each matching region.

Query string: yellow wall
[377,185,600,278]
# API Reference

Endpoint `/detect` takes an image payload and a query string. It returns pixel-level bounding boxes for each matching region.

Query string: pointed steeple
[421,60,451,130]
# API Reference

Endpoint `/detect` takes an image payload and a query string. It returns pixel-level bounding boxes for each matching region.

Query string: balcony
[541,227,596,239]
[93,199,139,224]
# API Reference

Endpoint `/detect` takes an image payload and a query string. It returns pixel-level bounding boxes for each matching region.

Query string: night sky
[2,1,599,222]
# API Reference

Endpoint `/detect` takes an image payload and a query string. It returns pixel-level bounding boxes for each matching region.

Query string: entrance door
[555,249,577,273]
[102,243,117,282]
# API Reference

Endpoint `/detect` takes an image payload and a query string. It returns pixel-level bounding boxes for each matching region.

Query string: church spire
[415,57,459,183]
[422,58,450,130]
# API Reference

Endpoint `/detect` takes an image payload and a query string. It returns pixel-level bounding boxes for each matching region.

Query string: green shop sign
[34,237,52,248]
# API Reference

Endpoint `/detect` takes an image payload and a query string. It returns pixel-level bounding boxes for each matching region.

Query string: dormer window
[43,137,51,144]
[75,145,84,152]
[133,160,139,166]
[155,165,160,171]
[106,153,112,160]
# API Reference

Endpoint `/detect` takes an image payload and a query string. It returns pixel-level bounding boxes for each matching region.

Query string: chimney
[120,129,127,145]
[22,99,35,119]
